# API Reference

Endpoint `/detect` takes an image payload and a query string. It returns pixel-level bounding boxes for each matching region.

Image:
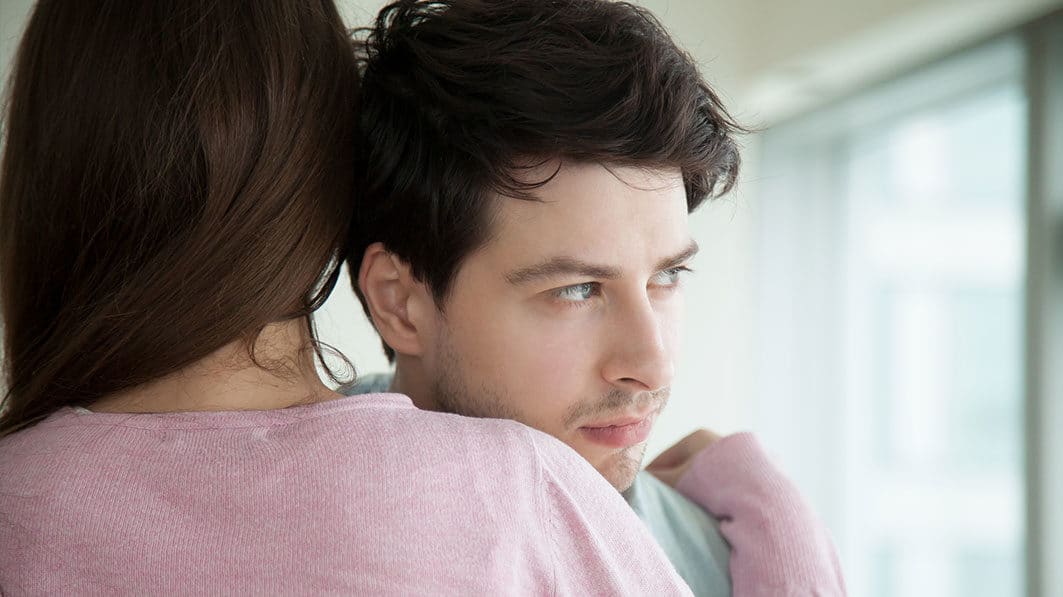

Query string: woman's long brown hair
[0,0,359,436]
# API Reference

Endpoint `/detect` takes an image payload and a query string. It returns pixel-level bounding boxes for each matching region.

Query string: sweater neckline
[48,392,413,430]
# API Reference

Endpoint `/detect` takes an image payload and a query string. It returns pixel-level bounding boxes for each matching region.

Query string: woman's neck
[89,319,338,413]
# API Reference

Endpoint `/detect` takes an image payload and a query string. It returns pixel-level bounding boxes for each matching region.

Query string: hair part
[0,0,360,435]
[348,0,744,360]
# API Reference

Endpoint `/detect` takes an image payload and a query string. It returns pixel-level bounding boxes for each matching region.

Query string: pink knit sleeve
[673,432,847,597]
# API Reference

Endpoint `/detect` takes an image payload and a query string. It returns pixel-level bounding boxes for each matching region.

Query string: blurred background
[3,0,1061,595]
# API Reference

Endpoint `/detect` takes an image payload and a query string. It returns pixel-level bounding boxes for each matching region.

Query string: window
[756,38,1028,597]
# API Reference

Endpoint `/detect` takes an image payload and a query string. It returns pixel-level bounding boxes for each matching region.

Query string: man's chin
[596,443,648,492]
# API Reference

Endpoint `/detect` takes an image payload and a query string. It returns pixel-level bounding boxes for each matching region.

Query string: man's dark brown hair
[348,0,743,360]
[0,0,360,435]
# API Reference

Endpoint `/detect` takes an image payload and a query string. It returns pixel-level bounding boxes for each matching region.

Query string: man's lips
[578,410,658,449]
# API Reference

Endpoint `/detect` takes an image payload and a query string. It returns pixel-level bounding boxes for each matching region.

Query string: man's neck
[390,359,440,412]
[90,320,338,413]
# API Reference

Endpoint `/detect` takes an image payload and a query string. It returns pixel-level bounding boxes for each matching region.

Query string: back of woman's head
[0,0,359,436]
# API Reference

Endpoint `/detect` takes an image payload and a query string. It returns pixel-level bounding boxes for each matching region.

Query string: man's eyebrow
[656,240,699,272]
[504,240,700,286]
[505,258,622,285]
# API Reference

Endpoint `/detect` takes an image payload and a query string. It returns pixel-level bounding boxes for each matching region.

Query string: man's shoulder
[626,470,733,595]
[626,470,702,517]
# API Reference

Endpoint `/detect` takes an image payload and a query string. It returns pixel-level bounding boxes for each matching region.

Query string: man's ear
[357,242,434,357]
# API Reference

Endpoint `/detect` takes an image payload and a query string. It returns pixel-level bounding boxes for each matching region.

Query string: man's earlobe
[358,243,427,357]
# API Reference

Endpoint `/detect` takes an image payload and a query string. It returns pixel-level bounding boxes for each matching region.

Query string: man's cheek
[658,308,683,357]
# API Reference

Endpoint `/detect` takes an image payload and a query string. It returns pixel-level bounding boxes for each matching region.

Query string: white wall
[0,0,33,84]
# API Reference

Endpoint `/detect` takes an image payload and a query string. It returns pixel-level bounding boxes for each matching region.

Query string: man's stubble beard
[429,333,667,492]
[430,335,521,422]
[601,442,648,491]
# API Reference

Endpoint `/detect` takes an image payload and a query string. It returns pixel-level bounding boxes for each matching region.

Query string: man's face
[418,163,693,491]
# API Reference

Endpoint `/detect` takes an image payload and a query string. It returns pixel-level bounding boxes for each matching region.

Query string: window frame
[1022,10,1063,597]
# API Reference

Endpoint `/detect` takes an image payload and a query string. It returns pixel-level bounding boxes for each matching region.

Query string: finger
[647,428,715,470]
[646,443,688,471]
[647,466,682,488]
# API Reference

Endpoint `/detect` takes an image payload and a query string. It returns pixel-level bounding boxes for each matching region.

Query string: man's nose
[600,296,674,393]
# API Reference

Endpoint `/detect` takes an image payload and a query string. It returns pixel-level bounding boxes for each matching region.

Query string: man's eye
[554,282,598,302]
[652,266,691,287]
